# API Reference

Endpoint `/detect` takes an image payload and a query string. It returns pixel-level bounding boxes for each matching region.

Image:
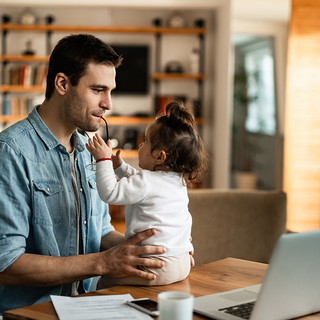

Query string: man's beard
[63,90,100,132]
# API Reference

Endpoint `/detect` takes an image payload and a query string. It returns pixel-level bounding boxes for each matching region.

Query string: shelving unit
[1,23,206,34]
[152,73,204,80]
[1,22,206,146]
[0,114,204,126]
[0,85,45,93]
[1,55,49,62]
[153,23,205,117]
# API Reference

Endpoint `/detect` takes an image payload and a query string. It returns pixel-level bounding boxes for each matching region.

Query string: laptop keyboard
[218,301,255,319]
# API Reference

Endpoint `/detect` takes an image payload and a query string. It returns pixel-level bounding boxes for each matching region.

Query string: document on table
[51,294,152,320]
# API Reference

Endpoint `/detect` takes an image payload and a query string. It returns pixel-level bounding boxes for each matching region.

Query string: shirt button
[80,188,83,192]
[83,220,87,225]
[64,158,68,162]
[47,187,50,191]
[71,222,74,227]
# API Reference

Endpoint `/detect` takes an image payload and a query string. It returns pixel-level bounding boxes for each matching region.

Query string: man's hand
[190,251,195,267]
[99,229,166,280]
[189,236,195,267]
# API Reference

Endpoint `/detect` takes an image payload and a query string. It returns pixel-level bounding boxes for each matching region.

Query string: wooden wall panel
[284,0,320,231]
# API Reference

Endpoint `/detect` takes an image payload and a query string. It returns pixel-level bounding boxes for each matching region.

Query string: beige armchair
[188,189,287,265]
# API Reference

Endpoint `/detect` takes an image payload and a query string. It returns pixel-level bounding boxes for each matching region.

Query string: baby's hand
[86,133,112,160]
[112,149,123,169]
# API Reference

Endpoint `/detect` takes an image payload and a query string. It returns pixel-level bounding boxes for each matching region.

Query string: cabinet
[0,23,206,156]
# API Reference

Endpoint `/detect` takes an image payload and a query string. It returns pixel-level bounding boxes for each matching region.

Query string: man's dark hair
[45,34,122,99]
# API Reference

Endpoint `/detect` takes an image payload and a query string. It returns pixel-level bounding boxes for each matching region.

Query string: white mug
[158,291,194,320]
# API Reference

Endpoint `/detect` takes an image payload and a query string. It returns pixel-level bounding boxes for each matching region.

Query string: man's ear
[155,150,167,165]
[55,72,69,95]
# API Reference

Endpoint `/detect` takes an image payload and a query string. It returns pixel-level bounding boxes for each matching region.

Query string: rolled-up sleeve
[0,141,30,272]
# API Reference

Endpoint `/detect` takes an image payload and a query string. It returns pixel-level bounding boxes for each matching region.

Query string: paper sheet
[51,294,153,320]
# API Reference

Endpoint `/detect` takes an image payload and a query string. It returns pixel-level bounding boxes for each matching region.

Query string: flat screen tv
[111,44,149,95]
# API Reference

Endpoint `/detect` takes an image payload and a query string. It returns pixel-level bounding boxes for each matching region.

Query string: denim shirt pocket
[88,175,96,189]
[87,175,101,216]
[32,179,63,226]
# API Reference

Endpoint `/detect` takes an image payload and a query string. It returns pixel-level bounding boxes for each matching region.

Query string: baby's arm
[86,133,145,205]
[115,161,139,179]
[96,162,146,205]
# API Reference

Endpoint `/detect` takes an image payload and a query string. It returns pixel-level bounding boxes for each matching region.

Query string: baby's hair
[149,101,208,183]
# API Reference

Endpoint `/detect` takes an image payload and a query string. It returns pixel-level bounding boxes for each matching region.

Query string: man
[0,34,167,314]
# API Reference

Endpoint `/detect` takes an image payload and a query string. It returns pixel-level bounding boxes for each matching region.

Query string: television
[111,44,149,95]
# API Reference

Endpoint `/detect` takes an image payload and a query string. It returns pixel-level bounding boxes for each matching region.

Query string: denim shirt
[0,107,114,314]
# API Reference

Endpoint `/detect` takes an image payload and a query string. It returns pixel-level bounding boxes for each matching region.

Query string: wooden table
[3,258,320,319]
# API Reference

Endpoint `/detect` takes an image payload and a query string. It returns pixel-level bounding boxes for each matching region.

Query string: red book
[20,64,27,85]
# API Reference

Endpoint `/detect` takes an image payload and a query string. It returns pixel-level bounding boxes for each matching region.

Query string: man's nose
[100,93,112,110]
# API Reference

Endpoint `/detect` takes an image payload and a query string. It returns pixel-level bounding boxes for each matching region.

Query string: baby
[86,101,207,287]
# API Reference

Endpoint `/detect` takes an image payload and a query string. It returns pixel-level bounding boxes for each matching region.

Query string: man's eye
[93,88,103,93]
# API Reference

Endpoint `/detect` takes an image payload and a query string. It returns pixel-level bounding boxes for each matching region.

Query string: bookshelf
[152,73,205,81]
[1,55,49,62]
[0,114,204,125]
[0,23,206,34]
[0,85,45,92]
[0,22,206,146]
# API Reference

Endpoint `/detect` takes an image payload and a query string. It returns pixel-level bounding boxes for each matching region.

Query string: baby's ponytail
[165,101,195,130]
[150,101,208,183]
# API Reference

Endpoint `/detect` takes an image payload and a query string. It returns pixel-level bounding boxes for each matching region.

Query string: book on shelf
[155,95,201,117]
[4,63,47,87]
[2,96,39,116]
[156,95,176,116]
[156,95,188,115]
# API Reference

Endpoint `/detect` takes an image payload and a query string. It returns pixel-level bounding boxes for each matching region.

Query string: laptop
[193,230,320,320]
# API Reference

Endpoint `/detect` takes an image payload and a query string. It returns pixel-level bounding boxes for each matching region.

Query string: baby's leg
[97,252,190,289]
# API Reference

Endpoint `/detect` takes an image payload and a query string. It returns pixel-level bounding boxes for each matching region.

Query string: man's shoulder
[0,116,42,162]
[0,117,33,144]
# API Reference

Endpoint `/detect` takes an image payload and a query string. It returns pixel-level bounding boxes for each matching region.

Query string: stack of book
[3,63,47,87]
[155,95,200,117]
[2,96,35,116]
[2,95,44,116]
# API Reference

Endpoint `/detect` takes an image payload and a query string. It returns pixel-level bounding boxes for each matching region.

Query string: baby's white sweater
[95,161,193,256]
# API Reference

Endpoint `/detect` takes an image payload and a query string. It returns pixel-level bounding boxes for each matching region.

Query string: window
[243,39,276,135]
